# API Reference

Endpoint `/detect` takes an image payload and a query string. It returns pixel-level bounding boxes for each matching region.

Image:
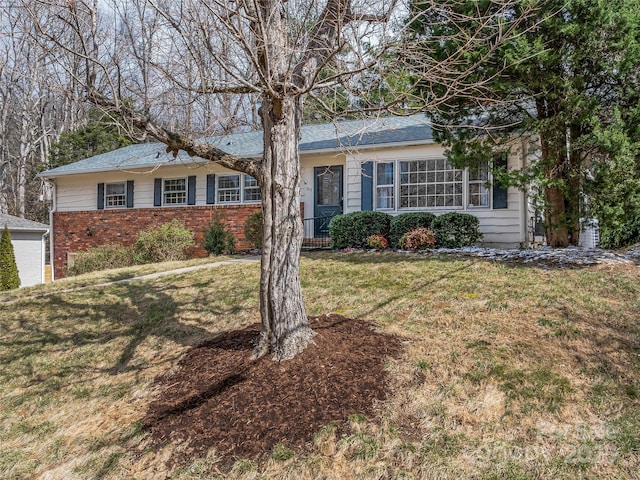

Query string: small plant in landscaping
[132,219,195,263]
[202,216,235,255]
[0,225,20,290]
[67,244,133,276]
[329,211,391,249]
[367,234,389,249]
[398,227,436,250]
[389,212,435,248]
[244,210,263,249]
[432,212,482,248]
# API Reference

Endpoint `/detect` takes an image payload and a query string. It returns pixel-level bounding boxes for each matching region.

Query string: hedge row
[68,219,195,276]
[329,211,482,249]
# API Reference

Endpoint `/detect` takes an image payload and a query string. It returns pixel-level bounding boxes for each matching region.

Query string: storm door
[313,166,343,237]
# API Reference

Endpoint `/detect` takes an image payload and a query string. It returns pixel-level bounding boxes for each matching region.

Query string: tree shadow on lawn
[305,251,640,406]
[304,249,626,270]
[0,279,251,403]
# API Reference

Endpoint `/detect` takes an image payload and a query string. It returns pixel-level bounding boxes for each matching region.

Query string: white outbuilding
[1,213,49,287]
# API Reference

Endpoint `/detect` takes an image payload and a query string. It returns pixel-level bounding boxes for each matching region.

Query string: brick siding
[52,205,262,278]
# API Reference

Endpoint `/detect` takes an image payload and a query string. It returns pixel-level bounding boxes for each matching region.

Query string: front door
[314,165,343,237]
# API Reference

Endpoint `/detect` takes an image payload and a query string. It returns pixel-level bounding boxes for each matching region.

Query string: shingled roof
[1,213,49,232]
[40,115,433,178]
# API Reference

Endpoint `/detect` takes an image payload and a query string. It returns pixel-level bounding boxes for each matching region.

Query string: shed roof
[1,213,49,232]
[40,115,433,178]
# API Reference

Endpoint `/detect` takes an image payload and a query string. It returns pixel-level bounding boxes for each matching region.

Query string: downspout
[48,178,56,281]
[42,230,49,284]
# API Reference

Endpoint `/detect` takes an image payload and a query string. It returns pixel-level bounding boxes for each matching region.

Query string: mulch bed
[142,314,403,469]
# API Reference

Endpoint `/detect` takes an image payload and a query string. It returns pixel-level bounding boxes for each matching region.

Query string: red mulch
[142,314,403,469]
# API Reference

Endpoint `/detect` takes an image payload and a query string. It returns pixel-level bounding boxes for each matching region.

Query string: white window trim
[217,174,241,204]
[243,175,262,203]
[216,173,262,204]
[375,161,395,210]
[104,182,127,209]
[163,177,188,206]
[372,158,494,212]
[467,161,492,209]
[398,158,464,210]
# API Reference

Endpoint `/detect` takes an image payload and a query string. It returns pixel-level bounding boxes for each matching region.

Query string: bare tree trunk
[253,97,315,361]
[25,0,535,359]
[17,107,32,218]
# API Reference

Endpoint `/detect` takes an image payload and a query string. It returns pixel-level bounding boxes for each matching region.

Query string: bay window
[399,159,463,208]
[371,158,495,211]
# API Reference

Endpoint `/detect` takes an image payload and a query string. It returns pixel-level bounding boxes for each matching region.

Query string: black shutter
[126,180,134,208]
[187,175,197,205]
[154,178,162,206]
[361,161,373,211]
[206,174,216,204]
[493,154,508,209]
[97,183,105,210]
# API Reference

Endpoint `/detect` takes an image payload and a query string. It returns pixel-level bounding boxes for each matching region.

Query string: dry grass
[1,251,639,479]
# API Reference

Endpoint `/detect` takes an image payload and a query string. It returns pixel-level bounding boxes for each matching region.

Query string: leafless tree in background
[0,1,87,219]
[22,0,536,360]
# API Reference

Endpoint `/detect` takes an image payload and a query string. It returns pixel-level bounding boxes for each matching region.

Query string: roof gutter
[5,226,50,233]
[38,138,435,178]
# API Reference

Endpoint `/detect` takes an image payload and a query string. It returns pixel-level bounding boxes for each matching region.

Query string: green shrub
[432,212,482,248]
[203,217,235,255]
[132,219,195,263]
[244,210,263,249]
[398,227,436,250]
[0,225,20,290]
[599,215,640,249]
[367,234,389,249]
[329,211,391,249]
[67,244,133,276]
[389,212,436,248]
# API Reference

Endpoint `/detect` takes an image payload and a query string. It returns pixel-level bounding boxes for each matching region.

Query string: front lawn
[0,251,638,479]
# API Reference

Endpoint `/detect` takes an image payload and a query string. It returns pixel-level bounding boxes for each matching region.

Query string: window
[217,175,241,203]
[105,182,126,208]
[376,162,394,209]
[243,175,261,202]
[370,158,493,212]
[316,168,341,206]
[468,162,490,207]
[399,159,463,208]
[163,178,187,205]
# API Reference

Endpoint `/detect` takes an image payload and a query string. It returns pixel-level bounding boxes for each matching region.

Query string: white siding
[346,144,527,248]
[54,163,246,212]
[11,231,45,287]
[52,142,530,247]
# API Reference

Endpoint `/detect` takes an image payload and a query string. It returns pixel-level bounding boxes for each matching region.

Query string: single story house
[39,115,535,279]
[0,213,49,287]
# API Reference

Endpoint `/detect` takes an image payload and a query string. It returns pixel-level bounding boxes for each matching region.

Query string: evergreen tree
[585,108,640,248]
[48,111,134,169]
[409,0,640,247]
[0,225,20,291]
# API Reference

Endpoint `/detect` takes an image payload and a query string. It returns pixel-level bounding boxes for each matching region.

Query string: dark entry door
[314,165,343,237]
